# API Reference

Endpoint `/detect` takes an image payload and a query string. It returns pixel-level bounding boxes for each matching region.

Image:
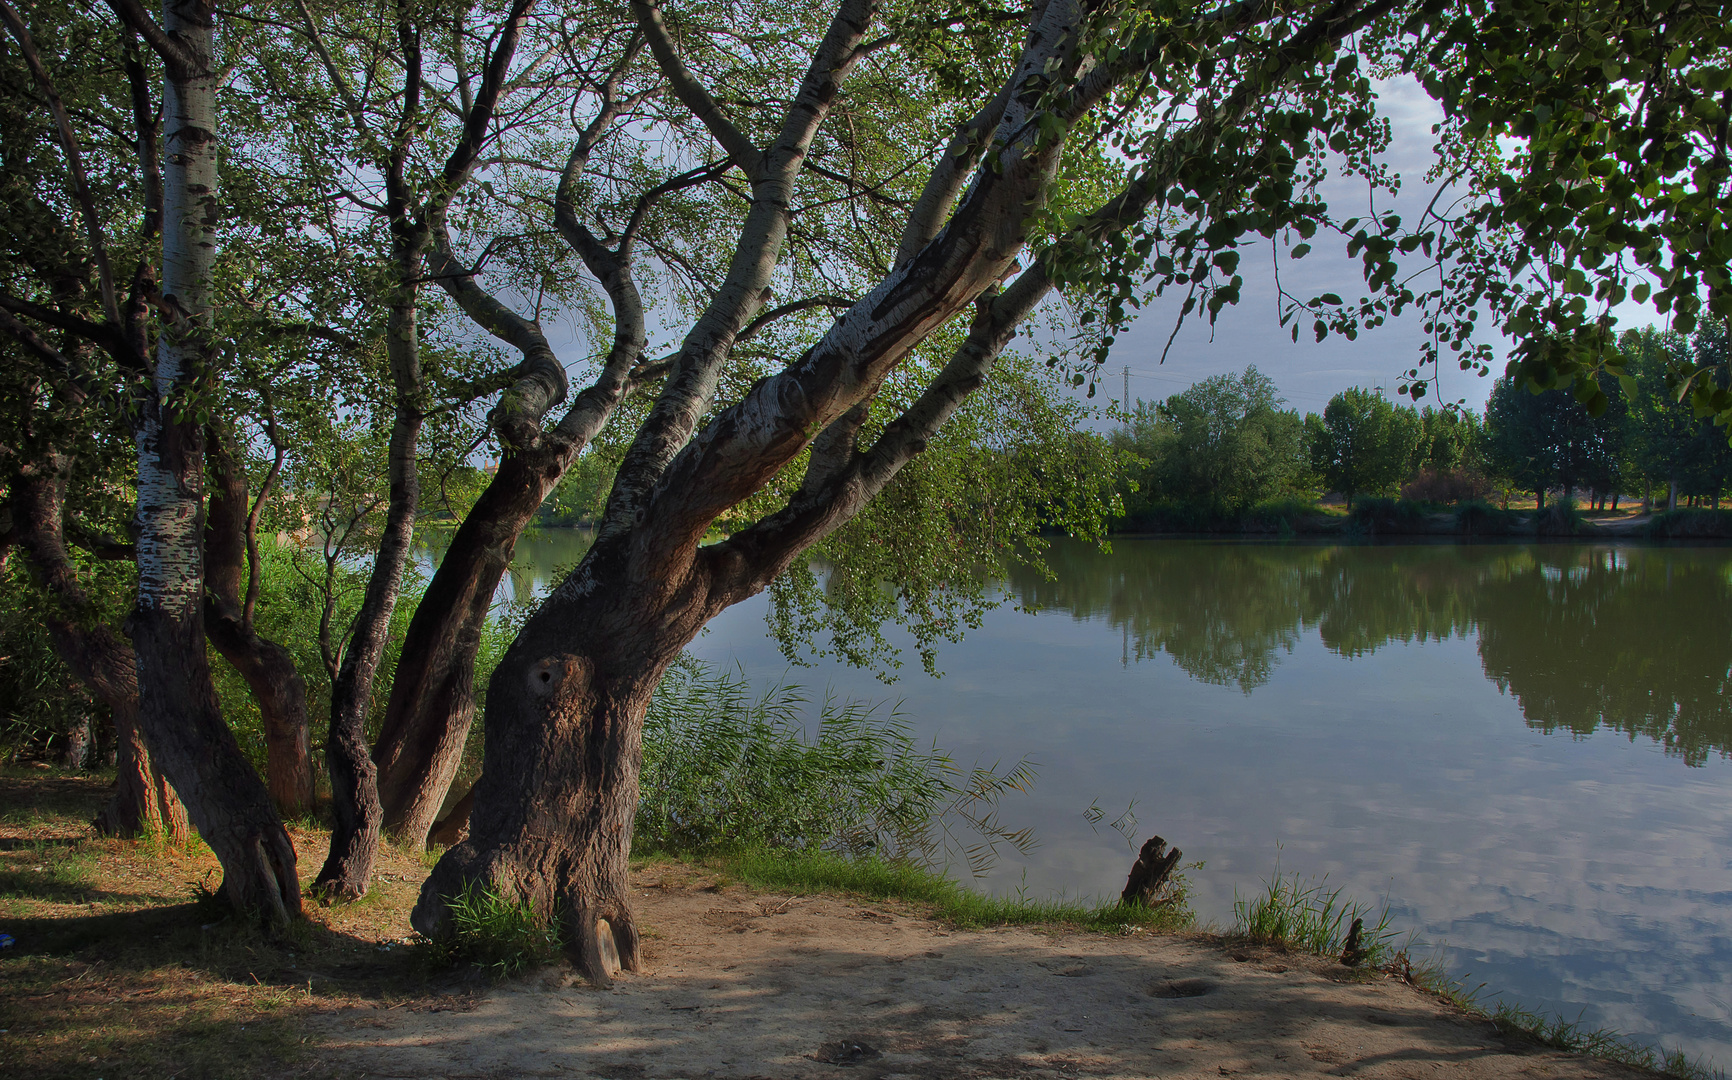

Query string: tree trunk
[205,427,313,817]
[373,447,571,846]
[8,460,186,837]
[413,547,681,984]
[1668,477,1678,512]
[314,276,422,900]
[1536,488,1546,510]
[129,0,300,923]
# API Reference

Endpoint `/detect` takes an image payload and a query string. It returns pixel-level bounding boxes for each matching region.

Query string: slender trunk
[131,3,299,922]
[1536,488,1546,510]
[1668,476,1678,512]
[205,428,313,817]
[314,279,422,899]
[373,447,572,845]
[9,460,186,837]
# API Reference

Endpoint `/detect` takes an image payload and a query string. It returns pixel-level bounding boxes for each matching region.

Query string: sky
[1101,75,1487,417]
[1091,75,1667,421]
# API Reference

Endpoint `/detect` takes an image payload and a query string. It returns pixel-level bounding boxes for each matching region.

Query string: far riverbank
[1108,501,1732,540]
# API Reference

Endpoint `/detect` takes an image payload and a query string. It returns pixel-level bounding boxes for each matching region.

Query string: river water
[441,532,1732,1065]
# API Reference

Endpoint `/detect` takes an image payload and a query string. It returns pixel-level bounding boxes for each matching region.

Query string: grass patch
[0,771,468,1080]
[723,847,1193,933]
[416,883,562,979]
[1226,866,1723,1080]
[1229,871,1396,966]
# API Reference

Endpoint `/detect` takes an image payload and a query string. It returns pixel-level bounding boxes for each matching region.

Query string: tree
[399,0,1472,981]
[1127,366,1306,510]
[1308,389,1421,510]
[1483,371,1625,506]
[4,0,1722,942]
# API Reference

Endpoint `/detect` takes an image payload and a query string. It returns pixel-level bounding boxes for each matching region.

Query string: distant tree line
[1111,321,1730,519]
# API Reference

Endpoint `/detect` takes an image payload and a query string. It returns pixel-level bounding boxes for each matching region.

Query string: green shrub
[1454,499,1521,536]
[1535,497,1584,536]
[420,882,562,978]
[636,660,1035,872]
[1645,508,1732,539]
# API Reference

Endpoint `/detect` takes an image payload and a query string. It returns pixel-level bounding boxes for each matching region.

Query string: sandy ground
[318,873,1648,1080]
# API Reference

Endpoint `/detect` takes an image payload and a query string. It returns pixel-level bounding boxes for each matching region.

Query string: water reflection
[1010,541,1732,766]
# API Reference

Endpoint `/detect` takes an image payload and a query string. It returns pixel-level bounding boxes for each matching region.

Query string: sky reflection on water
[459,533,1732,1063]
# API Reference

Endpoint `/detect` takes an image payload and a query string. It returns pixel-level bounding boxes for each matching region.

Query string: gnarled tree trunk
[205,426,313,818]
[372,446,568,846]
[313,287,420,900]
[413,552,679,983]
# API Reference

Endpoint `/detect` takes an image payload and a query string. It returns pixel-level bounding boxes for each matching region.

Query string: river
[426,531,1732,1065]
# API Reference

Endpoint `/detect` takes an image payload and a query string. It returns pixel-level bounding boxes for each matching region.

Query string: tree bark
[8,458,186,838]
[205,426,313,817]
[124,0,300,922]
[412,558,674,985]
[373,447,564,846]
[313,273,421,900]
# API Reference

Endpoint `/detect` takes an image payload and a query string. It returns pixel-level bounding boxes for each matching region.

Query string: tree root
[563,898,642,987]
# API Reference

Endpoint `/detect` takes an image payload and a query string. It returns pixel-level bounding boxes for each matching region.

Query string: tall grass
[1230,871,1395,965]
[637,659,1036,874]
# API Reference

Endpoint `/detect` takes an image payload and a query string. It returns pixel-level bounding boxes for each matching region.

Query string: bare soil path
[321,870,1647,1080]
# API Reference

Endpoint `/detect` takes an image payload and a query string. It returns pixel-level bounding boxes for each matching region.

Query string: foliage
[763,349,1130,678]
[1483,373,1626,504]
[1230,870,1396,966]
[419,882,563,979]
[637,660,1036,874]
[1645,509,1732,539]
[1112,367,1309,514]
[1308,389,1423,510]
[1400,467,1491,503]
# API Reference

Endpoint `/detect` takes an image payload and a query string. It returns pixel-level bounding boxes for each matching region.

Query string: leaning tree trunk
[412,552,675,983]
[127,0,300,922]
[373,446,570,846]
[313,279,423,900]
[9,460,187,838]
[205,427,314,817]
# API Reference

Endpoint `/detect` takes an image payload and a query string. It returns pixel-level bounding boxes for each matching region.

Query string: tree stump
[1121,835,1183,906]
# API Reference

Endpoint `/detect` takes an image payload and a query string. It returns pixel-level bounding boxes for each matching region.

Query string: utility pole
[1123,365,1131,412]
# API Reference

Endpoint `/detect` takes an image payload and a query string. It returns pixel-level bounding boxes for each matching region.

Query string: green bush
[1454,499,1521,536]
[420,882,562,978]
[636,660,1035,873]
[1645,508,1732,539]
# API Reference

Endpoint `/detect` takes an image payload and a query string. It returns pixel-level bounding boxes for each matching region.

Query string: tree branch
[1,0,121,326]
[630,0,762,176]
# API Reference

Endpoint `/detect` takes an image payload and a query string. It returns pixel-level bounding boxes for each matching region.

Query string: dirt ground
[0,769,1659,1079]
[319,870,1650,1080]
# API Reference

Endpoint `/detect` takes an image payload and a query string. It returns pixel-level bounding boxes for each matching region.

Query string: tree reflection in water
[1008,540,1732,766]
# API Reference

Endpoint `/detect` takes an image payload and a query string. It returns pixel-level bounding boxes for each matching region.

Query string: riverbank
[1110,502,1732,540]
[0,769,1701,1079]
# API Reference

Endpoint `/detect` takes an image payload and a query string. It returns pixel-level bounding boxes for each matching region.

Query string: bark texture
[123,0,301,922]
[205,428,313,817]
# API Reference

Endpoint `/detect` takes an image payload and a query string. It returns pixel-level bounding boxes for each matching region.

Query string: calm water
[445,533,1732,1064]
